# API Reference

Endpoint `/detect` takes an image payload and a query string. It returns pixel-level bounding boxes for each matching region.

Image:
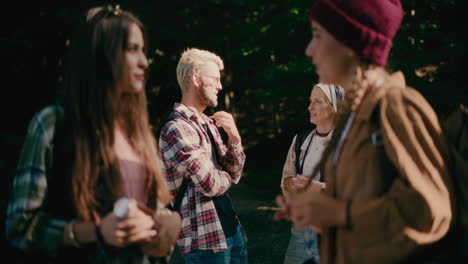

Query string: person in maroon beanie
[274,0,461,263]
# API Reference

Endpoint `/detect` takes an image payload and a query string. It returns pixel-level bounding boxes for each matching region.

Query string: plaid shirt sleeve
[212,124,245,184]
[160,119,233,197]
[6,105,66,256]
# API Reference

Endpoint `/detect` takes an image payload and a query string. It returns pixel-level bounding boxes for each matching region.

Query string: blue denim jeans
[184,226,248,264]
[284,224,319,264]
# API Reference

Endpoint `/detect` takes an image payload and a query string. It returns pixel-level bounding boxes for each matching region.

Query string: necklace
[316,130,331,137]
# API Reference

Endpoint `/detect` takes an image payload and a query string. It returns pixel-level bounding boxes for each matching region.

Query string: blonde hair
[176,48,224,91]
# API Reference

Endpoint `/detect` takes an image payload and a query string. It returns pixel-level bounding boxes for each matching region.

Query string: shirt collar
[173,103,214,125]
[300,129,333,150]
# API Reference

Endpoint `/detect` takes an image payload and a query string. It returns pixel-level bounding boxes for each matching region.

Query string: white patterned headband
[314,83,345,112]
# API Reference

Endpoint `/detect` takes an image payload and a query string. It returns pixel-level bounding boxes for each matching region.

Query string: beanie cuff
[309,0,393,66]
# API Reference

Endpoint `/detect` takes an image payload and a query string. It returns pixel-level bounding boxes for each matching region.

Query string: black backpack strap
[294,128,314,175]
[168,177,189,211]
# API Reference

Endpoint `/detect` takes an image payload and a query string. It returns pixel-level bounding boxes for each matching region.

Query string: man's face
[197,62,222,107]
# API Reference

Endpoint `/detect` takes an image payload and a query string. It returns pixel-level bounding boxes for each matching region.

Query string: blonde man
[159,48,248,264]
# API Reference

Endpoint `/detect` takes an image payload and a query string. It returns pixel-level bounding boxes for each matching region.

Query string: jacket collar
[355,71,406,122]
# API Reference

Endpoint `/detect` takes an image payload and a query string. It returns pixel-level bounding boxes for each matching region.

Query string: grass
[169,169,292,263]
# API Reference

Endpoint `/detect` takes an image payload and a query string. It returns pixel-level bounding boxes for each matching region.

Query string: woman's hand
[99,199,156,247]
[274,188,346,230]
[142,209,182,257]
[284,176,324,193]
[273,195,291,222]
[308,180,325,193]
[273,194,323,234]
[283,175,309,191]
[122,205,156,244]
[288,188,347,230]
[99,211,125,247]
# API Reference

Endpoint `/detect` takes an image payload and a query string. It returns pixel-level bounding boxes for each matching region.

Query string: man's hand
[211,111,241,144]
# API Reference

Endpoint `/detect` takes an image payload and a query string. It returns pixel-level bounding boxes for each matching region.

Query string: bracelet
[345,200,352,230]
[69,221,81,248]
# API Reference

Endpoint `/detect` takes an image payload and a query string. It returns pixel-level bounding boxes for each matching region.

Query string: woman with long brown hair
[6,5,180,264]
[275,0,456,263]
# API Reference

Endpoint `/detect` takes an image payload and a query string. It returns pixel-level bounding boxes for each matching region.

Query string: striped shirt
[159,103,245,254]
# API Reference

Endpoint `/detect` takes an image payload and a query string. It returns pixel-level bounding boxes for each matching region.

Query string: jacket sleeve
[159,120,232,197]
[6,106,67,256]
[281,136,297,196]
[349,87,453,249]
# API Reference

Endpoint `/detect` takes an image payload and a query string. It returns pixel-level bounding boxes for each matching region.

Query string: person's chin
[315,71,327,83]
[122,85,142,93]
[135,86,144,92]
[318,76,327,84]
[207,95,218,106]
[131,82,144,91]
[318,76,335,85]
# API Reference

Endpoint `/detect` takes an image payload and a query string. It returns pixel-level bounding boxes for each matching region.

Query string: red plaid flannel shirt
[159,103,246,254]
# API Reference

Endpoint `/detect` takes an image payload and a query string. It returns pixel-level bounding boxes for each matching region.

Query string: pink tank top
[118,159,149,205]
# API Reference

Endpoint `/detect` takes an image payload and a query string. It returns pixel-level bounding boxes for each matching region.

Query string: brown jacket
[320,72,455,264]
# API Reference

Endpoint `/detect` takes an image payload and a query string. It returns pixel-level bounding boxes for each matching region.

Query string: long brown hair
[62,6,170,221]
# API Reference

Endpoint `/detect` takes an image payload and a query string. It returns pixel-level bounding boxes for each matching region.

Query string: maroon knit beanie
[309,0,404,66]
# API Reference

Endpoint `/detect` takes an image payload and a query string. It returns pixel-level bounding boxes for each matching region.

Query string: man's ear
[191,73,201,88]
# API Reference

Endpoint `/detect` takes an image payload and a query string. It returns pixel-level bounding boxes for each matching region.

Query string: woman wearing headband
[281,83,344,264]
